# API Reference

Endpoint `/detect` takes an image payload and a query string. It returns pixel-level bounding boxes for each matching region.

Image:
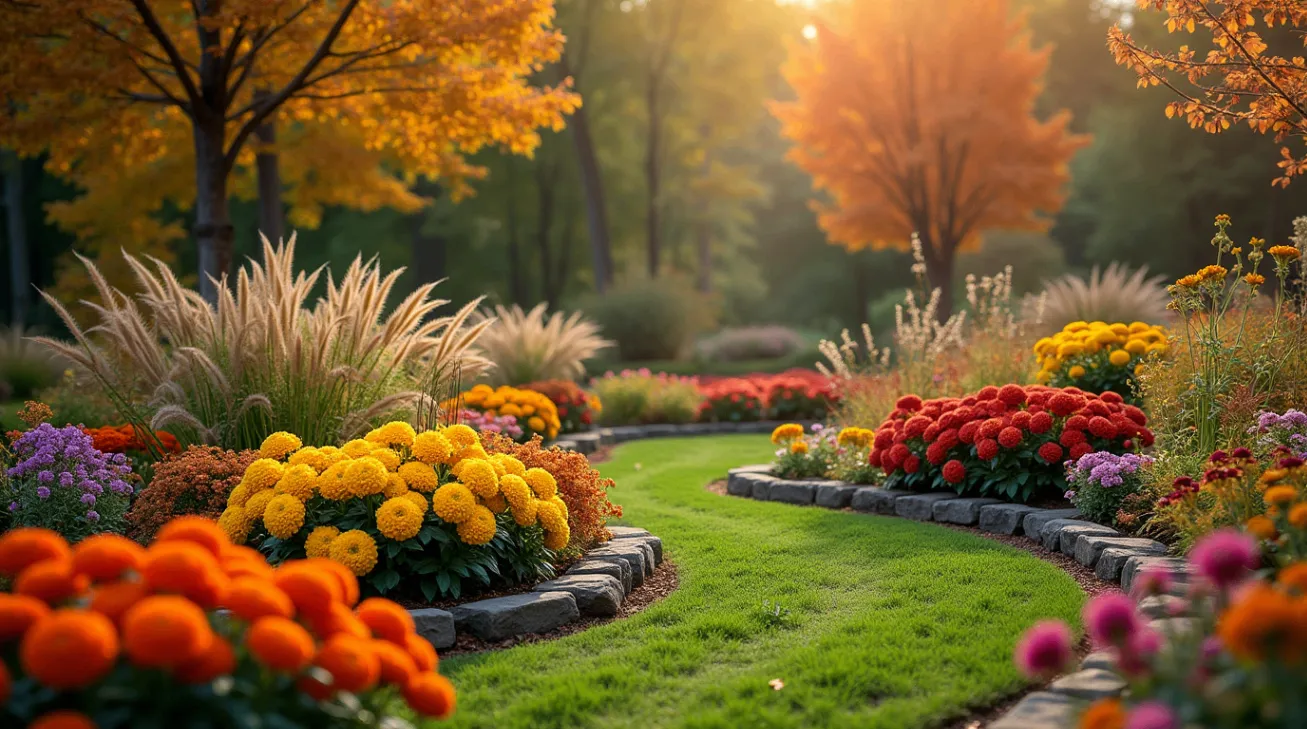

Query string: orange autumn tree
[1108,0,1307,186]
[0,0,579,303]
[773,0,1088,318]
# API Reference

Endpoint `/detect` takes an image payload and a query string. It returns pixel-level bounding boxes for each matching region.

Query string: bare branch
[128,0,203,107]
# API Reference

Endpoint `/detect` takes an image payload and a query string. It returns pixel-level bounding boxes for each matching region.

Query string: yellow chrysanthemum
[366,421,417,449]
[1134,364,1145,375]
[1124,339,1148,355]
[486,456,508,477]
[218,506,251,544]
[1068,365,1086,379]
[482,493,509,514]
[403,491,429,514]
[1108,350,1131,367]
[452,443,489,464]
[432,483,477,524]
[543,523,570,551]
[499,475,533,509]
[244,490,276,521]
[492,454,526,477]
[227,483,251,508]
[262,494,306,539]
[318,462,352,501]
[383,473,409,499]
[305,526,341,558]
[398,462,440,493]
[274,464,319,501]
[510,497,538,527]
[260,431,303,460]
[770,423,805,444]
[790,440,809,454]
[243,458,285,490]
[344,458,389,497]
[287,447,328,473]
[376,497,424,541]
[318,446,348,465]
[523,468,558,500]
[548,495,569,521]
[527,416,546,432]
[458,459,500,498]
[369,448,402,472]
[411,431,453,465]
[1056,342,1083,358]
[443,424,478,449]
[456,506,498,545]
[341,439,375,458]
[499,403,523,418]
[329,530,379,576]
[536,500,567,532]
[1035,370,1052,383]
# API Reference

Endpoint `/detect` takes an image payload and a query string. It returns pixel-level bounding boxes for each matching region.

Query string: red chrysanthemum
[1059,429,1087,447]
[895,395,923,412]
[959,422,980,444]
[1123,405,1147,426]
[1088,416,1117,439]
[978,419,1004,440]
[1010,411,1032,430]
[1085,400,1112,418]
[1029,411,1054,434]
[868,449,883,468]
[953,406,974,422]
[923,423,942,442]
[942,460,966,484]
[1027,392,1049,408]
[1048,393,1084,416]
[1037,442,1064,464]
[1139,428,1155,447]
[976,386,1000,402]
[902,455,921,474]
[1065,415,1089,432]
[888,443,911,465]
[961,396,978,407]
[998,427,1023,449]
[976,439,1000,461]
[904,416,932,439]
[921,406,941,419]
[873,430,893,450]
[925,442,948,466]
[1099,391,1123,404]
[998,384,1027,407]
[937,428,960,450]
[1069,442,1094,461]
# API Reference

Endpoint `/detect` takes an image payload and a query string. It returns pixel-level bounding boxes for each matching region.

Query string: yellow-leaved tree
[0,0,580,302]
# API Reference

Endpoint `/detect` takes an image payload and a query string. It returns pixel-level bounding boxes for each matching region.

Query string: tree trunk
[409,179,446,287]
[696,220,711,294]
[645,80,662,278]
[558,54,614,293]
[254,90,284,245]
[554,206,577,307]
[535,161,559,306]
[2,150,30,327]
[852,253,871,328]
[926,243,956,322]
[193,120,233,305]
[505,161,527,305]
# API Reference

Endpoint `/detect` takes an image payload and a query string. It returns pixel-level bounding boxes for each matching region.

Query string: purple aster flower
[35,486,51,500]
[86,510,100,522]
[8,502,17,512]
[37,470,54,483]
[81,493,97,506]
[58,472,75,487]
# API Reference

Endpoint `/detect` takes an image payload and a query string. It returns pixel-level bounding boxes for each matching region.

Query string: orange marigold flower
[28,710,99,729]
[304,601,371,641]
[402,672,457,718]
[72,534,146,583]
[372,638,418,686]
[1196,264,1228,283]
[175,633,236,684]
[20,609,119,689]
[141,541,227,608]
[221,545,276,581]
[88,580,149,626]
[1269,244,1302,261]
[1218,583,1302,663]
[1246,515,1279,541]
[405,632,439,672]
[15,559,90,605]
[1244,273,1266,287]
[274,565,340,619]
[0,593,50,640]
[247,615,317,673]
[155,515,229,557]
[313,635,381,693]
[303,557,360,607]
[1174,274,1200,288]
[356,597,415,645]
[122,595,215,668]
[0,528,71,577]
[1264,485,1298,507]
[1278,563,1307,594]
[225,576,295,622]
[1290,503,1307,529]
[1078,698,1125,729]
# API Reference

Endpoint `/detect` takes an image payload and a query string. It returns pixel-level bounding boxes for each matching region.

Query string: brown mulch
[438,560,680,656]
[586,444,616,463]
[704,478,728,495]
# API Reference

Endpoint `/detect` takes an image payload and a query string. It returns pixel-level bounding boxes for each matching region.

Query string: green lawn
[436,435,1083,729]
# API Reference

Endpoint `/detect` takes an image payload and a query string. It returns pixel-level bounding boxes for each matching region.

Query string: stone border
[410,526,665,649]
[551,421,817,455]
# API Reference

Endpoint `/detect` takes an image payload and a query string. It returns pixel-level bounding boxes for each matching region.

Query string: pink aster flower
[1124,701,1178,729]
[1190,529,1260,590]
[1130,566,1172,598]
[1083,592,1141,648]
[1013,620,1074,678]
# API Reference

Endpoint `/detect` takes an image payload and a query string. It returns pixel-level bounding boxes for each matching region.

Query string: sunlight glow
[801,24,818,40]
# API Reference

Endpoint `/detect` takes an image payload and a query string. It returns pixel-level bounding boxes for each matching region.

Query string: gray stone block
[1036,519,1108,552]
[532,574,624,617]
[568,558,632,594]
[552,439,578,452]
[895,493,957,521]
[727,464,773,476]
[450,591,580,642]
[643,424,679,437]
[1081,651,1116,672]
[585,542,651,585]
[750,475,776,501]
[410,608,456,650]
[606,526,651,539]
[1149,617,1200,638]
[1121,556,1188,595]
[607,426,647,442]
[978,503,1042,535]
[1138,595,1188,619]
[1048,669,1127,701]
[864,488,913,514]
[1023,508,1082,541]
[609,533,663,565]
[769,481,816,505]
[815,484,858,509]
[1094,543,1169,582]
[1075,535,1165,568]
[989,691,1081,729]
[726,473,755,497]
[596,429,616,445]
[932,497,1001,525]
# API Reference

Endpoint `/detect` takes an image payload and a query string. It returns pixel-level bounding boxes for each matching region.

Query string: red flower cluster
[871,384,1150,501]
[521,380,598,434]
[695,369,837,422]
[83,425,182,455]
[698,378,768,422]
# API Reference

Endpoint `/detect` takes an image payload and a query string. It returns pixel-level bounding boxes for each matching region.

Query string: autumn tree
[0,0,578,303]
[1108,0,1307,186]
[773,0,1088,318]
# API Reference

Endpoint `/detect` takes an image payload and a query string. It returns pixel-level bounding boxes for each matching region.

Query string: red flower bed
[521,379,600,433]
[695,369,837,422]
[698,378,768,422]
[870,384,1151,502]
[83,424,182,455]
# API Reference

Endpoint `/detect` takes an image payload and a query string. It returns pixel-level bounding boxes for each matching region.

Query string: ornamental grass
[225,423,573,601]
[472,303,610,386]
[34,236,492,454]
[0,516,457,727]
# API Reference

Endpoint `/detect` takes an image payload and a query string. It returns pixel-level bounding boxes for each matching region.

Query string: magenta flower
[1124,701,1178,729]
[1083,592,1140,647]
[1190,529,1259,589]
[1013,620,1074,678]
[1130,566,1172,598]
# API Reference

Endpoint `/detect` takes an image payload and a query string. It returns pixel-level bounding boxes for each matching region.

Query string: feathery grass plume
[1031,263,1170,333]
[473,303,610,386]
[35,234,492,452]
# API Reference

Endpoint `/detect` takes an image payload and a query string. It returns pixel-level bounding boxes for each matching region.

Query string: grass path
[437,435,1083,729]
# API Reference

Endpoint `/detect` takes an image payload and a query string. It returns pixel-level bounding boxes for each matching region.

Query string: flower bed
[0,516,456,726]
[447,385,561,442]
[1033,321,1167,399]
[223,423,580,601]
[698,378,767,422]
[871,385,1151,503]
[770,423,879,484]
[4,423,137,540]
[521,379,601,433]
[590,370,702,426]
[126,445,258,543]
[82,424,182,456]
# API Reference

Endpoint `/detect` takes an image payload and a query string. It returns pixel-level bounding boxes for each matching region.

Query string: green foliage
[584,278,708,362]
[0,327,64,400]
[590,371,702,426]
[36,370,122,427]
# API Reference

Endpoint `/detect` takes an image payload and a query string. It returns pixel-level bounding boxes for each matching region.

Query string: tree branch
[128,0,203,107]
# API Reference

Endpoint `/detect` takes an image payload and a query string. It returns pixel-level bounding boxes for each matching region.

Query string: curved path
[437,435,1083,729]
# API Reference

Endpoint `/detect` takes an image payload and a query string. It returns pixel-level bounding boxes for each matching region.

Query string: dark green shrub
[584,278,706,361]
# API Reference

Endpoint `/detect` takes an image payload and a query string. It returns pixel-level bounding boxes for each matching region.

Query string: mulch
[438,559,680,656]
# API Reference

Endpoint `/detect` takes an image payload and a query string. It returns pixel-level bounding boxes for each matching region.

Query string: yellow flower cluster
[452,384,563,440]
[836,427,874,448]
[220,422,573,577]
[1033,321,1168,383]
[770,423,805,444]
